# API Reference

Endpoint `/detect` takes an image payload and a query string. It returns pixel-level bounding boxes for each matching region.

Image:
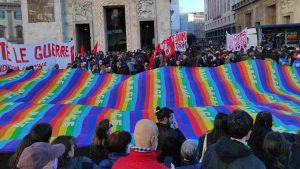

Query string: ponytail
[155,107,173,121]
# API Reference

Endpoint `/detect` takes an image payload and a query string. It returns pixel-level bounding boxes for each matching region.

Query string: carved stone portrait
[137,0,154,19]
[280,0,294,15]
[72,2,92,21]
[27,0,55,23]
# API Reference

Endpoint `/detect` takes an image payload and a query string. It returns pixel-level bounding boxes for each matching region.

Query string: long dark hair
[263,132,289,169]
[52,136,76,168]
[248,111,273,156]
[253,111,273,131]
[208,112,229,144]
[9,135,32,169]
[90,119,111,163]
[92,119,111,146]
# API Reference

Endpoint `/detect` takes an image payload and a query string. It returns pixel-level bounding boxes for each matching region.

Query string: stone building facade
[204,0,236,42]
[233,0,300,31]
[21,0,171,51]
[0,0,23,44]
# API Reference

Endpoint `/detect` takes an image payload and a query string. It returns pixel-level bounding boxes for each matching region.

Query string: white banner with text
[0,38,75,75]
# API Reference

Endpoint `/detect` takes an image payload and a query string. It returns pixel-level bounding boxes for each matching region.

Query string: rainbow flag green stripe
[0,60,299,152]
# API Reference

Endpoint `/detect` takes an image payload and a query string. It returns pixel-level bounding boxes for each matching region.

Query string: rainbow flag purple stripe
[0,60,299,152]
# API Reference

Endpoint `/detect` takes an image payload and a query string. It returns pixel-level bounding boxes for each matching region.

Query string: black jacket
[156,123,186,167]
[197,133,229,160]
[175,160,201,169]
[201,137,265,169]
[248,128,271,161]
[76,145,108,165]
[289,143,300,169]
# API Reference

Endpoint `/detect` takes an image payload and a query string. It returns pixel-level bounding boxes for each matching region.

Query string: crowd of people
[4,44,299,75]
[66,45,300,75]
[8,108,300,169]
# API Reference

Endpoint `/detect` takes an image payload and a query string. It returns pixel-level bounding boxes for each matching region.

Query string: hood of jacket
[215,137,252,164]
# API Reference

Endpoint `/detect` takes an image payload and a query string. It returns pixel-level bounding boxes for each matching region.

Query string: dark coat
[248,128,271,161]
[154,58,161,68]
[289,143,300,169]
[76,145,109,165]
[197,133,229,160]
[99,152,127,169]
[156,123,186,167]
[62,156,99,169]
[168,58,177,66]
[176,160,201,169]
[201,137,265,169]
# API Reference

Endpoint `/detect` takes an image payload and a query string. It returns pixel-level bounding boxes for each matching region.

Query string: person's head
[67,63,72,69]
[92,119,112,145]
[52,136,76,168]
[134,119,158,150]
[29,123,52,143]
[263,132,289,169]
[181,140,198,162]
[9,135,32,169]
[52,136,76,158]
[253,111,273,130]
[108,131,132,153]
[228,109,253,140]
[210,112,229,143]
[54,64,59,69]
[155,107,174,125]
[17,142,65,169]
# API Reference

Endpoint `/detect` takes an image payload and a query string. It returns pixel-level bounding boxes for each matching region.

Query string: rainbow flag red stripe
[0,60,299,152]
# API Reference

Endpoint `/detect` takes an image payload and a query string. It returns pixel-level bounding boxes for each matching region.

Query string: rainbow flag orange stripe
[0,60,299,152]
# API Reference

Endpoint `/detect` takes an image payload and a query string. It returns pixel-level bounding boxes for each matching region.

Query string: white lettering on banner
[226,29,247,51]
[0,38,75,75]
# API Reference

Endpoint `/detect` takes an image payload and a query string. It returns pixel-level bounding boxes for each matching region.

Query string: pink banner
[226,29,247,51]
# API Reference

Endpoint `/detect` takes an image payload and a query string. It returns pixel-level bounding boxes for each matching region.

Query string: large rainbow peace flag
[0,60,299,152]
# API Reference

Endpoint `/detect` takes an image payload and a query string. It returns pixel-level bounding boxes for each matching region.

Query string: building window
[245,12,252,28]
[228,16,230,22]
[14,11,22,20]
[0,25,5,37]
[0,10,5,19]
[284,15,290,24]
[266,4,276,24]
[15,26,23,39]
